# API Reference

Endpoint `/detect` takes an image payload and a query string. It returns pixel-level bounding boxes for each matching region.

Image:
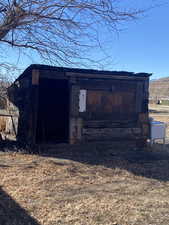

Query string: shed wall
[68,77,149,144]
[7,68,150,146]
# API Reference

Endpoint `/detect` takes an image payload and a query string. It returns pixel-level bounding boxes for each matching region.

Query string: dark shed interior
[36,78,69,143]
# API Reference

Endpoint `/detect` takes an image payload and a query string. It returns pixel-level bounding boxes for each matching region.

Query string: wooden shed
[7,64,151,146]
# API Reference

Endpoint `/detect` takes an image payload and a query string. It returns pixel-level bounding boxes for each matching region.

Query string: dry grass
[1,142,169,225]
[1,105,169,225]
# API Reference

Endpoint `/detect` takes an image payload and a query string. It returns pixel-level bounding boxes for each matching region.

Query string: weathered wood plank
[39,70,67,79]
[32,69,39,85]
[31,69,40,144]
[143,78,149,112]
[83,119,138,128]
[66,72,147,80]
[69,118,83,144]
[69,85,80,117]
[83,127,142,141]
[81,89,136,120]
[78,79,137,92]
[135,82,144,113]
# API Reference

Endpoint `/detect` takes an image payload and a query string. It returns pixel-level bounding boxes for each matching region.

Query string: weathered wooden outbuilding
[7,64,151,146]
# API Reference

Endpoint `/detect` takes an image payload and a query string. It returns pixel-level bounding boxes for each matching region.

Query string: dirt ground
[1,105,169,225]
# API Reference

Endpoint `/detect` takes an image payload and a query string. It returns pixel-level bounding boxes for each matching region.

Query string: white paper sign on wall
[79,89,87,112]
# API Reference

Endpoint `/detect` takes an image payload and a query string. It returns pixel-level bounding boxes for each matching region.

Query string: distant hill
[149,77,169,100]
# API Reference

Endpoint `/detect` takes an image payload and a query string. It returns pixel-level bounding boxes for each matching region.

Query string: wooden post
[31,69,39,145]
[69,84,81,144]
[135,81,143,113]
[136,79,150,148]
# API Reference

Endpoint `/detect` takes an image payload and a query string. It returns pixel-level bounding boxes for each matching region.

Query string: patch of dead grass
[1,142,169,225]
[1,104,169,224]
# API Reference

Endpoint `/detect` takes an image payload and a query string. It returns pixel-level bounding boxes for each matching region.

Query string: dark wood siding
[86,90,136,120]
[7,65,150,146]
[79,79,137,123]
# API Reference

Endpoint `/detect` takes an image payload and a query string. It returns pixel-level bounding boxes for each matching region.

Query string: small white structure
[150,120,166,148]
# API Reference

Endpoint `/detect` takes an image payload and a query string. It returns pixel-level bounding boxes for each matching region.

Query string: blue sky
[4,0,169,80]
[107,0,169,80]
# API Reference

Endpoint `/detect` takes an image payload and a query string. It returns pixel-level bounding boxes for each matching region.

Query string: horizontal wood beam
[66,72,147,80]
[39,70,67,80]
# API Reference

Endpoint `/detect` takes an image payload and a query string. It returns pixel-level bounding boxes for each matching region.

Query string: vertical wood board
[31,70,39,144]
[135,82,143,113]
[79,90,87,112]
[70,85,80,117]
[32,69,39,85]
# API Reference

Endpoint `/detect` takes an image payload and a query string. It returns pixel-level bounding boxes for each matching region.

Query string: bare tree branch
[0,0,144,66]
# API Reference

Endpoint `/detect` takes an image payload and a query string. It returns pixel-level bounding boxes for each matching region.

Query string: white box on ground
[151,121,166,139]
[150,120,166,148]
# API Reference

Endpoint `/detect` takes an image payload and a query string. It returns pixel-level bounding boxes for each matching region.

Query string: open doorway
[36,78,69,143]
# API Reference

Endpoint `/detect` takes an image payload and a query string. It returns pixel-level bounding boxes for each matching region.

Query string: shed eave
[15,64,152,81]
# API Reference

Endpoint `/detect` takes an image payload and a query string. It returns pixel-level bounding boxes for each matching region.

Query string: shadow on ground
[0,186,40,225]
[1,140,169,182]
[38,142,169,182]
